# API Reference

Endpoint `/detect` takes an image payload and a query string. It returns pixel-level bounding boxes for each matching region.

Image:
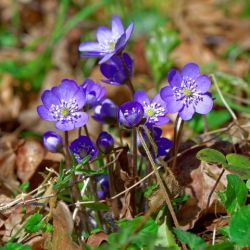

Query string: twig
[138,126,180,228]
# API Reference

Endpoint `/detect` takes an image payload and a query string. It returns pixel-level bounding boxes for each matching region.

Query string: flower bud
[96,132,114,154]
[43,131,63,153]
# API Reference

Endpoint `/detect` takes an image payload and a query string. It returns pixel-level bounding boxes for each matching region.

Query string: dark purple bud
[95,174,109,200]
[69,136,98,163]
[81,79,106,109]
[96,132,114,154]
[93,98,118,124]
[118,101,144,128]
[43,131,63,153]
[100,53,134,85]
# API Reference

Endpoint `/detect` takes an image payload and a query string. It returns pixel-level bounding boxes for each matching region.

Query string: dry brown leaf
[16,139,45,182]
[52,201,80,250]
[86,231,107,248]
[174,141,232,229]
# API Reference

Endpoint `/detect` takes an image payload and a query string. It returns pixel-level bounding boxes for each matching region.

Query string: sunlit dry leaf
[16,139,45,182]
[87,231,107,248]
[52,201,80,250]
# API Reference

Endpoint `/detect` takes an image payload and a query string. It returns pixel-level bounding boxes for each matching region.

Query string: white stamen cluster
[143,101,165,122]
[49,98,80,122]
[100,37,118,53]
[173,77,203,108]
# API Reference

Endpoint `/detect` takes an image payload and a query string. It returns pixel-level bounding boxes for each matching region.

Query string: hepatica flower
[134,90,169,126]
[93,98,118,124]
[160,63,213,120]
[69,136,98,163]
[96,131,114,154]
[118,101,144,128]
[100,52,133,85]
[79,16,134,64]
[37,79,88,131]
[81,79,106,108]
[95,174,109,200]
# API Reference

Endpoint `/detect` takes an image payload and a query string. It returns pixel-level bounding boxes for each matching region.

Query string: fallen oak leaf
[86,231,107,248]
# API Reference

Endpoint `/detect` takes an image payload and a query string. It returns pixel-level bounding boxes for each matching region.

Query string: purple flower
[79,16,134,64]
[95,174,109,200]
[93,98,118,124]
[100,53,133,85]
[160,63,213,120]
[69,136,98,163]
[134,90,170,126]
[43,131,63,153]
[96,132,114,154]
[118,101,144,128]
[138,127,172,158]
[37,79,88,131]
[81,79,106,108]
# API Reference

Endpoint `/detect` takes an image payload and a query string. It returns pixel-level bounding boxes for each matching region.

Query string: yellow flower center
[109,41,116,50]
[183,88,192,97]
[61,107,70,116]
[146,108,155,117]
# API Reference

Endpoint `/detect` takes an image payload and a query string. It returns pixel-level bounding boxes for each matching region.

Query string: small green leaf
[24,213,45,233]
[155,219,180,249]
[20,182,30,192]
[207,241,234,250]
[173,228,207,250]
[226,153,250,179]
[230,205,250,246]
[196,148,227,166]
[0,242,31,250]
[144,183,158,198]
[218,174,248,213]
[246,178,250,190]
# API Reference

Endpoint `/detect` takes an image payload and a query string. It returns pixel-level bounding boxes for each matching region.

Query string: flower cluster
[79,16,134,64]
[37,79,88,131]
[160,63,213,120]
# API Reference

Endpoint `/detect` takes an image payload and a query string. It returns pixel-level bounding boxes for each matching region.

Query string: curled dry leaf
[87,231,107,248]
[52,201,80,250]
[174,141,231,230]
[0,134,20,192]
[16,139,45,182]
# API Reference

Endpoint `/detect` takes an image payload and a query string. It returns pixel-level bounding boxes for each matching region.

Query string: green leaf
[173,228,207,250]
[0,242,31,250]
[144,183,158,198]
[20,182,30,192]
[188,110,231,133]
[108,216,158,249]
[155,219,180,249]
[218,174,248,213]
[24,213,45,233]
[246,178,250,190]
[226,153,250,179]
[196,148,227,166]
[207,241,234,250]
[230,205,250,246]
[146,27,180,89]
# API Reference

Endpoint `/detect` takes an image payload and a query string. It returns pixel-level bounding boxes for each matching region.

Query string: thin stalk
[119,53,135,95]
[64,131,90,234]
[83,125,104,228]
[203,115,208,133]
[132,128,137,178]
[138,126,180,228]
[171,117,184,171]
[206,168,225,211]
[107,155,120,219]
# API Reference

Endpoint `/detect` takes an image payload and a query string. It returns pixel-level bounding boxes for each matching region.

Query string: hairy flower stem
[119,53,135,95]
[83,125,104,228]
[132,128,137,178]
[107,155,120,219]
[172,115,184,171]
[64,131,90,234]
[138,126,180,228]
